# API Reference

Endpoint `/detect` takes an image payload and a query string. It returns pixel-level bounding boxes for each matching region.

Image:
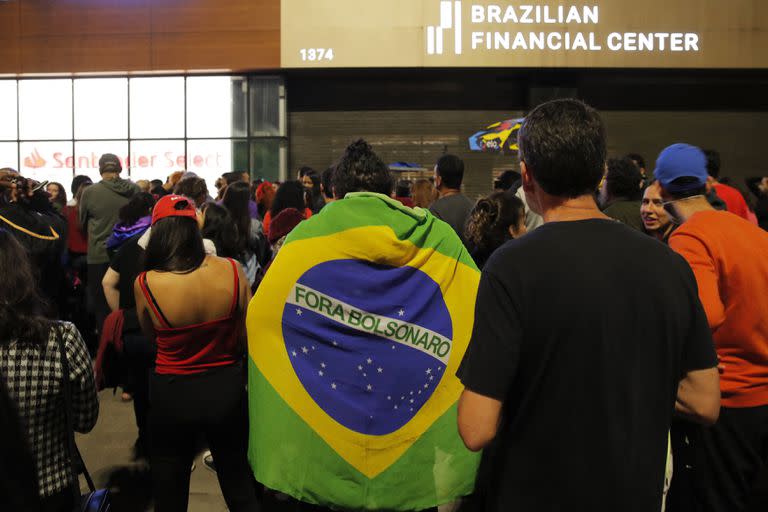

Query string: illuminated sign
[281,0,767,68]
[20,149,224,172]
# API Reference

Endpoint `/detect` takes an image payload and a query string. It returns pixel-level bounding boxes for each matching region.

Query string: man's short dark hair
[321,167,335,199]
[332,139,393,198]
[150,179,163,188]
[494,170,521,191]
[518,99,606,198]
[624,153,646,170]
[605,157,642,201]
[221,172,241,186]
[395,180,412,198]
[435,154,464,190]
[703,149,721,179]
[667,178,707,200]
[71,175,92,196]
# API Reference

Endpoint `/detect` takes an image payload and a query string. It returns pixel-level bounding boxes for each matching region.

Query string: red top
[138,258,242,375]
[263,208,312,235]
[670,210,768,407]
[64,205,88,254]
[713,183,752,222]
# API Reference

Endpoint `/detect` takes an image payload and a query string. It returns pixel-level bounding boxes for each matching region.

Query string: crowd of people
[1,97,767,512]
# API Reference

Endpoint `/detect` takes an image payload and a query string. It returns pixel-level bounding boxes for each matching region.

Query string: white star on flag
[367,358,372,364]
[429,376,434,381]
[377,367,383,373]
[398,309,405,317]
[332,340,338,346]
[424,383,429,388]
[363,373,367,377]
[291,350,297,357]
[418,390,422,394]
[394,405,398,410]
[357,365,363,371]
[318,370,324,376]
[410,398,414,404]
[426,368,432,375]
[311,346,316,350]
[296,308,302,316]
[366,384,373,391]
[302,347,309,354]
[391,345,396,350]
[410,391,414,395]
[387,396,391,400]
[321,362,326,368]
[331,383,337,389]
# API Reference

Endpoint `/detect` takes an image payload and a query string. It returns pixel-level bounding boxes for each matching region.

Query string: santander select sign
[22,148,225,171]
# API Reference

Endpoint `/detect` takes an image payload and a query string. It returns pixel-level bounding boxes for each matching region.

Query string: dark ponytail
[465,190,525,253]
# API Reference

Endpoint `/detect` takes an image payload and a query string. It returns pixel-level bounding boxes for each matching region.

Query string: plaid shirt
[0,321,99,498]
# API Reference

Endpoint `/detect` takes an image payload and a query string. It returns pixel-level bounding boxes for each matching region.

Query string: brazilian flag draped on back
[247,192,481,510]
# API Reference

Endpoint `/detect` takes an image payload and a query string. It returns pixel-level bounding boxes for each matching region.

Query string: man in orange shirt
[656,143,768,512]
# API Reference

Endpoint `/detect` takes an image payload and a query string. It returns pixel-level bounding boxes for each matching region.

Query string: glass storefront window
[19,79,73,140]
[19,141,73,191]
[187,76,247,138]
[130,77,185,139]
[250,139,286,182]
[0,81,18,140]
[74,140,129,183]
[74,78,128,140]
[4,75,286,185]
[0,142,18,171]
[249,77,284,137]
[128,140,185,183]
[186,139,245,194]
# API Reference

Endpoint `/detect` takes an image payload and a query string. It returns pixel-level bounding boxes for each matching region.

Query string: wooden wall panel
[151,0,279,33]
[0,0,280,75]
[18,0,152,37]
[0,1,21,74]
[19,35,153,74]
[152,31,280,71]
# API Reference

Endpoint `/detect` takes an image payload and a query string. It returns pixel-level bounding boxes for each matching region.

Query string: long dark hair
[118,192,155,225]
[465,190,525,254]
[222,181,252,253]
[201,203,240,259]
[0,229,52,344]
[144,217,206,273]
[47,182,67,209]
[270,181,306,218]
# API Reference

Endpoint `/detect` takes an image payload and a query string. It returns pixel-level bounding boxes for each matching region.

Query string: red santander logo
[24,148,47,169]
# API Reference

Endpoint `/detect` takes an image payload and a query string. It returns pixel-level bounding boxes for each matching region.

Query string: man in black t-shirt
[457,99,721,512]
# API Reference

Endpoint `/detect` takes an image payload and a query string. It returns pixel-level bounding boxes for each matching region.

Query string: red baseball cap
[151,195,197,225]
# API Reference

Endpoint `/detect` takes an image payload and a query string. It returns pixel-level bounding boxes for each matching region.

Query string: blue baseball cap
[654,143,708,193]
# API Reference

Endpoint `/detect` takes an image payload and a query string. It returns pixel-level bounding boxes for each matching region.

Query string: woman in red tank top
[134,195,260,512]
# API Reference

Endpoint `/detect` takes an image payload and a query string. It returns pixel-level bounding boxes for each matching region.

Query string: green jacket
[79,177,139,264]
[602,199,644,232]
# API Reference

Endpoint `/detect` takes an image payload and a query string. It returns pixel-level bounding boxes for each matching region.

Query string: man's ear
[521,161,533,191]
